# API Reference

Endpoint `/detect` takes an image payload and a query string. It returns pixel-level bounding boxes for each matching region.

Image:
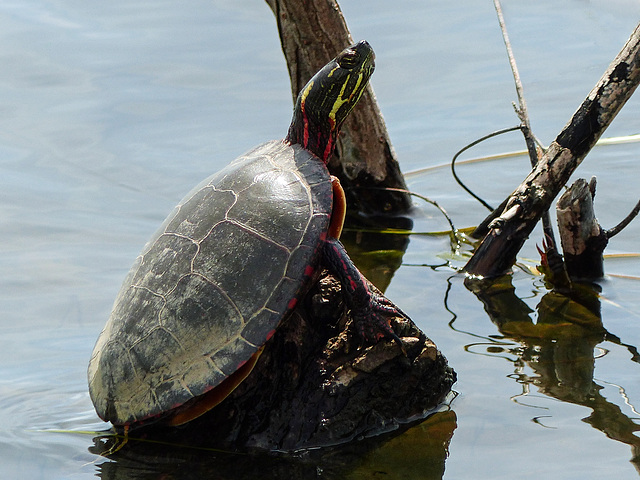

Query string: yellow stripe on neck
[328,71,363,130]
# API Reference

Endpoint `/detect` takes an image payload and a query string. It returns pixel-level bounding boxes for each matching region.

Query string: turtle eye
[336,48,358,69]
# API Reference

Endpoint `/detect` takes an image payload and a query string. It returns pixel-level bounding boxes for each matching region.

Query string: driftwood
[465,22,640,277]
[114,270,455,451]
[264,0,411,215]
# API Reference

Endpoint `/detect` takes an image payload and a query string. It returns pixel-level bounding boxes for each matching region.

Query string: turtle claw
[352,289,407,356]
[323,238,407,355]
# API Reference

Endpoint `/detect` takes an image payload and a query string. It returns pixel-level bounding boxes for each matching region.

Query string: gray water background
[1,0,640,478]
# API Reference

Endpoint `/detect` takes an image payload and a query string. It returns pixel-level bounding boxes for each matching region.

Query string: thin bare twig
[607,198,640,238]
[493,0,529,129]
[491,0,558,254]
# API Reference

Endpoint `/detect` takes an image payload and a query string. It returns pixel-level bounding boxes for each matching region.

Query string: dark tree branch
[465,22,640,277]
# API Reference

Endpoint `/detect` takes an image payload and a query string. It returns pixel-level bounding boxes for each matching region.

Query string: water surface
[1,1,639,478]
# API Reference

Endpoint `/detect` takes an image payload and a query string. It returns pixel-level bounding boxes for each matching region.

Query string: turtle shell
[88,140,332,426]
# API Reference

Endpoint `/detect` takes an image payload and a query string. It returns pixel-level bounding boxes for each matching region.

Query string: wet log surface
[122,270,455,452]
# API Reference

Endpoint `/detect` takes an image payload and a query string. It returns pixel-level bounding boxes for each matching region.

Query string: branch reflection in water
[454,273,640,471]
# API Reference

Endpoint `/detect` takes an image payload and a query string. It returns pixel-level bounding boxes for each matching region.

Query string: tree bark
[465,22,640,277]
[265,0,411,215]
[556,178,607,280]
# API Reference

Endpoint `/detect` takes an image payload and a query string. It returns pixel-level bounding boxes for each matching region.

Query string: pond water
[1,0,639,478]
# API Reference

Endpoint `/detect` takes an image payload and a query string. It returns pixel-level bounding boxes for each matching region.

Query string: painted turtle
[88,40,402,428]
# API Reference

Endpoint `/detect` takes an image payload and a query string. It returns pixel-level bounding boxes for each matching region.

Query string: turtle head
[286,40,375,163]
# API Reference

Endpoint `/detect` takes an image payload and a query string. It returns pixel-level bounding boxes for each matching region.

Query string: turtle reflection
[89,409,457,480]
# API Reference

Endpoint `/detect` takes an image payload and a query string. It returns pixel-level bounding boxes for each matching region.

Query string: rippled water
[1,1,639,478]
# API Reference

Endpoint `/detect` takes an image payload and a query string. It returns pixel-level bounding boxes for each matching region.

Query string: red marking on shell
[266,329,276,341]
[304,265,315,277]
[287,297,298,311]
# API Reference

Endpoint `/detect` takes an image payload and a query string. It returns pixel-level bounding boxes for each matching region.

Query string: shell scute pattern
[159,273,243,355]
[131,235,198,297]
[129,326,183,376]
[89,141,333,425]
[208,337,260,377]
[164,186,237,243]
[193,221,290,319]
[111,286,165,341]
[228,172,311,250]
[241,308,282,346]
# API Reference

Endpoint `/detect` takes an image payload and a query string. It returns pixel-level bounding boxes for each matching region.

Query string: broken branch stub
[556,178,607,280]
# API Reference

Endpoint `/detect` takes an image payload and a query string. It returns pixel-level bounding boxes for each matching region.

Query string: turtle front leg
[322,238,405,353]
